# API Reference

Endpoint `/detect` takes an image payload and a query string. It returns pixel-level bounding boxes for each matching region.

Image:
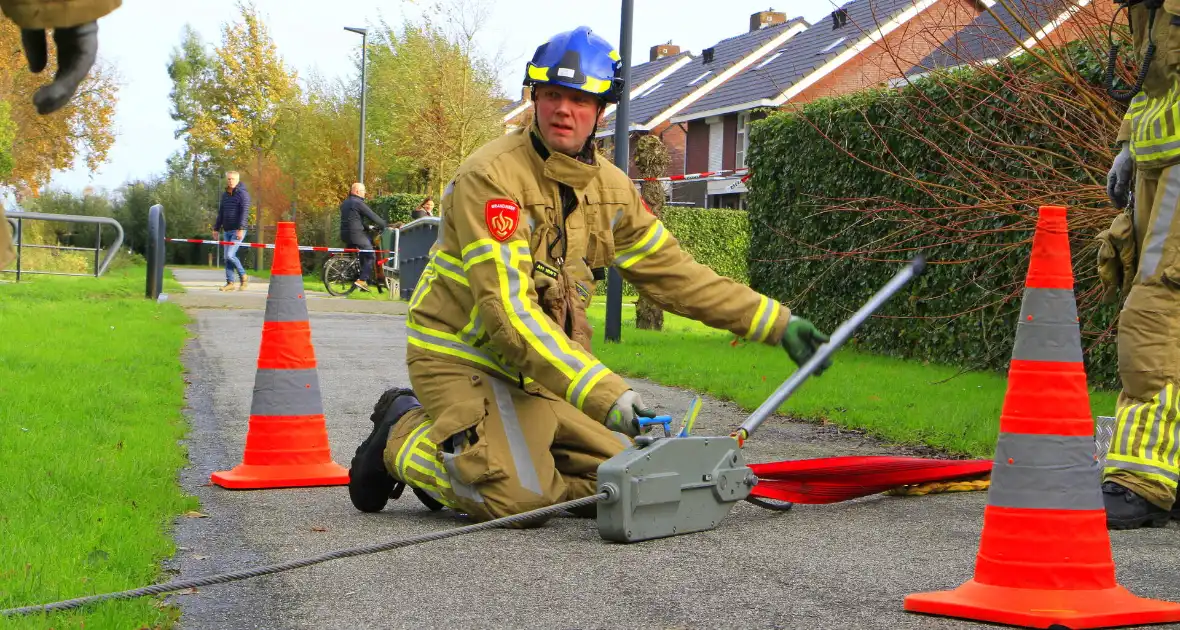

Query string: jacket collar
[528,122,600,191]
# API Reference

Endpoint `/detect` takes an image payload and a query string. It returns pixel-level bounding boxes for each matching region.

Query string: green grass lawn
[586,302,1119,458]
[0,267,196,628]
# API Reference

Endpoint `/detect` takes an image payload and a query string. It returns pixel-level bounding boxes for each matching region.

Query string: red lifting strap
[748,456,992,504]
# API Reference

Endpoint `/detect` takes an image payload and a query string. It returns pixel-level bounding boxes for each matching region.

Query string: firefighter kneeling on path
[1099,0,1180,529]
[347,26,831,524]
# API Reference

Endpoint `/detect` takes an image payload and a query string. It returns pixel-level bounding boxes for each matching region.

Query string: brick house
[894,0,1115,83]
[596,10,810,185]
[665,0,1004,208]
[667,0,1113,209]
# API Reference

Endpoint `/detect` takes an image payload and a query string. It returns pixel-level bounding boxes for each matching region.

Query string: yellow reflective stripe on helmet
[582,76,610,94]
[744,296,781,343]
[609,49,620,62]
[528,65,549,82]
[615,221,669,270]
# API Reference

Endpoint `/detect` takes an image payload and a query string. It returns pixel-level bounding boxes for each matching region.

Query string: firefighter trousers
[382,353,632,525]
[1104,162,1180,510]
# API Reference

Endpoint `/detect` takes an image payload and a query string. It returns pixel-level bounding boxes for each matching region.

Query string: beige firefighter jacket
[0,0,119,29]
[405,123,791,425]
[1115,0,1180,166]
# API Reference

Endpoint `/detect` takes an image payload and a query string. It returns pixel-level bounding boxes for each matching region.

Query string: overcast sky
[45,0,840,194]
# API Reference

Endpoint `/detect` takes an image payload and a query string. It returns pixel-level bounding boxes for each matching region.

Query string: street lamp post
[344,26,368,184]
[606,0,633,343]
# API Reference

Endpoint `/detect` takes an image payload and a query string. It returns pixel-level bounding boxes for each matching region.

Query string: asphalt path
[162,284,1180,630]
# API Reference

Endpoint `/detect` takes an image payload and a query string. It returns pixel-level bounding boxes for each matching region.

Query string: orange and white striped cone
[211,221,349,489]
[904,205,1180,628]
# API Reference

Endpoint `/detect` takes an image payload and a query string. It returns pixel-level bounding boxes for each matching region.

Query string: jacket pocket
[429,395,506,486]
[477,294,527,367]
[1096,211,1138,303]
[586,229,616,270]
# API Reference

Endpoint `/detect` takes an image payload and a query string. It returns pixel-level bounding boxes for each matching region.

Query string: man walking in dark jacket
[339,182,386,291]
[213,170,251,291]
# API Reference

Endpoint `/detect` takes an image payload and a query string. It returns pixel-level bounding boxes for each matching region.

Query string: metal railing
[2,210,125,282]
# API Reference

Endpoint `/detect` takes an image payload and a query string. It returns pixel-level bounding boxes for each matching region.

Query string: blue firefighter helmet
[523,26,624,104]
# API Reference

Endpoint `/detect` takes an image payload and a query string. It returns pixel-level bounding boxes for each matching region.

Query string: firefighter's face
[534,84,602,156]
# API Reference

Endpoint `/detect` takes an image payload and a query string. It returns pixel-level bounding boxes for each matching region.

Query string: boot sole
[1108,512,1170,530]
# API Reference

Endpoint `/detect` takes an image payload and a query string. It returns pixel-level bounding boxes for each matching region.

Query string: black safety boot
[1103,481,1170,529]
[348,387,423,513]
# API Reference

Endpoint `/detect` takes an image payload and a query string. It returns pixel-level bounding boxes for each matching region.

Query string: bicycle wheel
[322,255,358,296]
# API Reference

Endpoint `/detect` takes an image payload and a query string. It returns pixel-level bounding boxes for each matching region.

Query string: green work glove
[605,390,655,437]
[781,315,832,375]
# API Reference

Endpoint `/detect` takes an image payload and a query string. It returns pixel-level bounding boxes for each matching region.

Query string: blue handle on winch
[638,415,673,434]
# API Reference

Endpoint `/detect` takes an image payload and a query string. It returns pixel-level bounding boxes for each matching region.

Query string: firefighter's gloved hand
[781,315,832,375]
[1107,142,1134,210]
[605,390,655,437]
[20,21,99,115]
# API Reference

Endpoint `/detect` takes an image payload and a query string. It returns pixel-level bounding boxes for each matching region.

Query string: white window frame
[735,112,751,168]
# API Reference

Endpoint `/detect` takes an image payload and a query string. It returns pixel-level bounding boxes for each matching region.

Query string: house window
[735,112,750,168]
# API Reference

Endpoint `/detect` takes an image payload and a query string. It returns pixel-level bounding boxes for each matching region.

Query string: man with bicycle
[338,182,387,292]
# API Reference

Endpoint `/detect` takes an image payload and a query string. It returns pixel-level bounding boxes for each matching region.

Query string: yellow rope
[883,475,991,496]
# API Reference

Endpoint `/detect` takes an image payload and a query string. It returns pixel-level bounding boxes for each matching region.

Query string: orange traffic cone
[211,221,350,489]
[904,205,1180,628]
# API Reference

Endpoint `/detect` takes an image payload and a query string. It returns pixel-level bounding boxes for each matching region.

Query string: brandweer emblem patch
[485,199,520,241]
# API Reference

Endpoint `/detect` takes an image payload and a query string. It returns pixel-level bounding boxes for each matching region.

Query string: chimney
[650,42,681,61]
[750,9,786,31]
[831,8,848,29]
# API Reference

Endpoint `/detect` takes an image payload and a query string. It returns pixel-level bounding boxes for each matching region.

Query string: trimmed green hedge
[745,41,1122,388]
[371,193,428,224]
[595,207,749,297]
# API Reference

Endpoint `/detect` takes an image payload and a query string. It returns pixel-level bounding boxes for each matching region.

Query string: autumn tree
[0,17,117,195]
[366,0,505,196]
[273,73,364,218]
[168,0,299,227]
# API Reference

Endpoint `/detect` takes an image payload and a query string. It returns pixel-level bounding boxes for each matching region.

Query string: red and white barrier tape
[167,238,392,254]
[631,168,751,183]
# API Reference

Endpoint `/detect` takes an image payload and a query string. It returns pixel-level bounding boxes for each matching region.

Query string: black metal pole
[359,31,367,184]
[94,224,101,278]
[15,217,20,282]
[606,0,633,344]
[146,205,160,299]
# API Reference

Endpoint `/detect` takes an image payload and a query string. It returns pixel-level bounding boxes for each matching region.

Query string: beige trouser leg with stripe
[1104,163,1180,510]
[383,353,631,525]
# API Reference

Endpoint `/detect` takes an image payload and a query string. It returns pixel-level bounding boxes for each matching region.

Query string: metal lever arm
[734,255,927,443]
